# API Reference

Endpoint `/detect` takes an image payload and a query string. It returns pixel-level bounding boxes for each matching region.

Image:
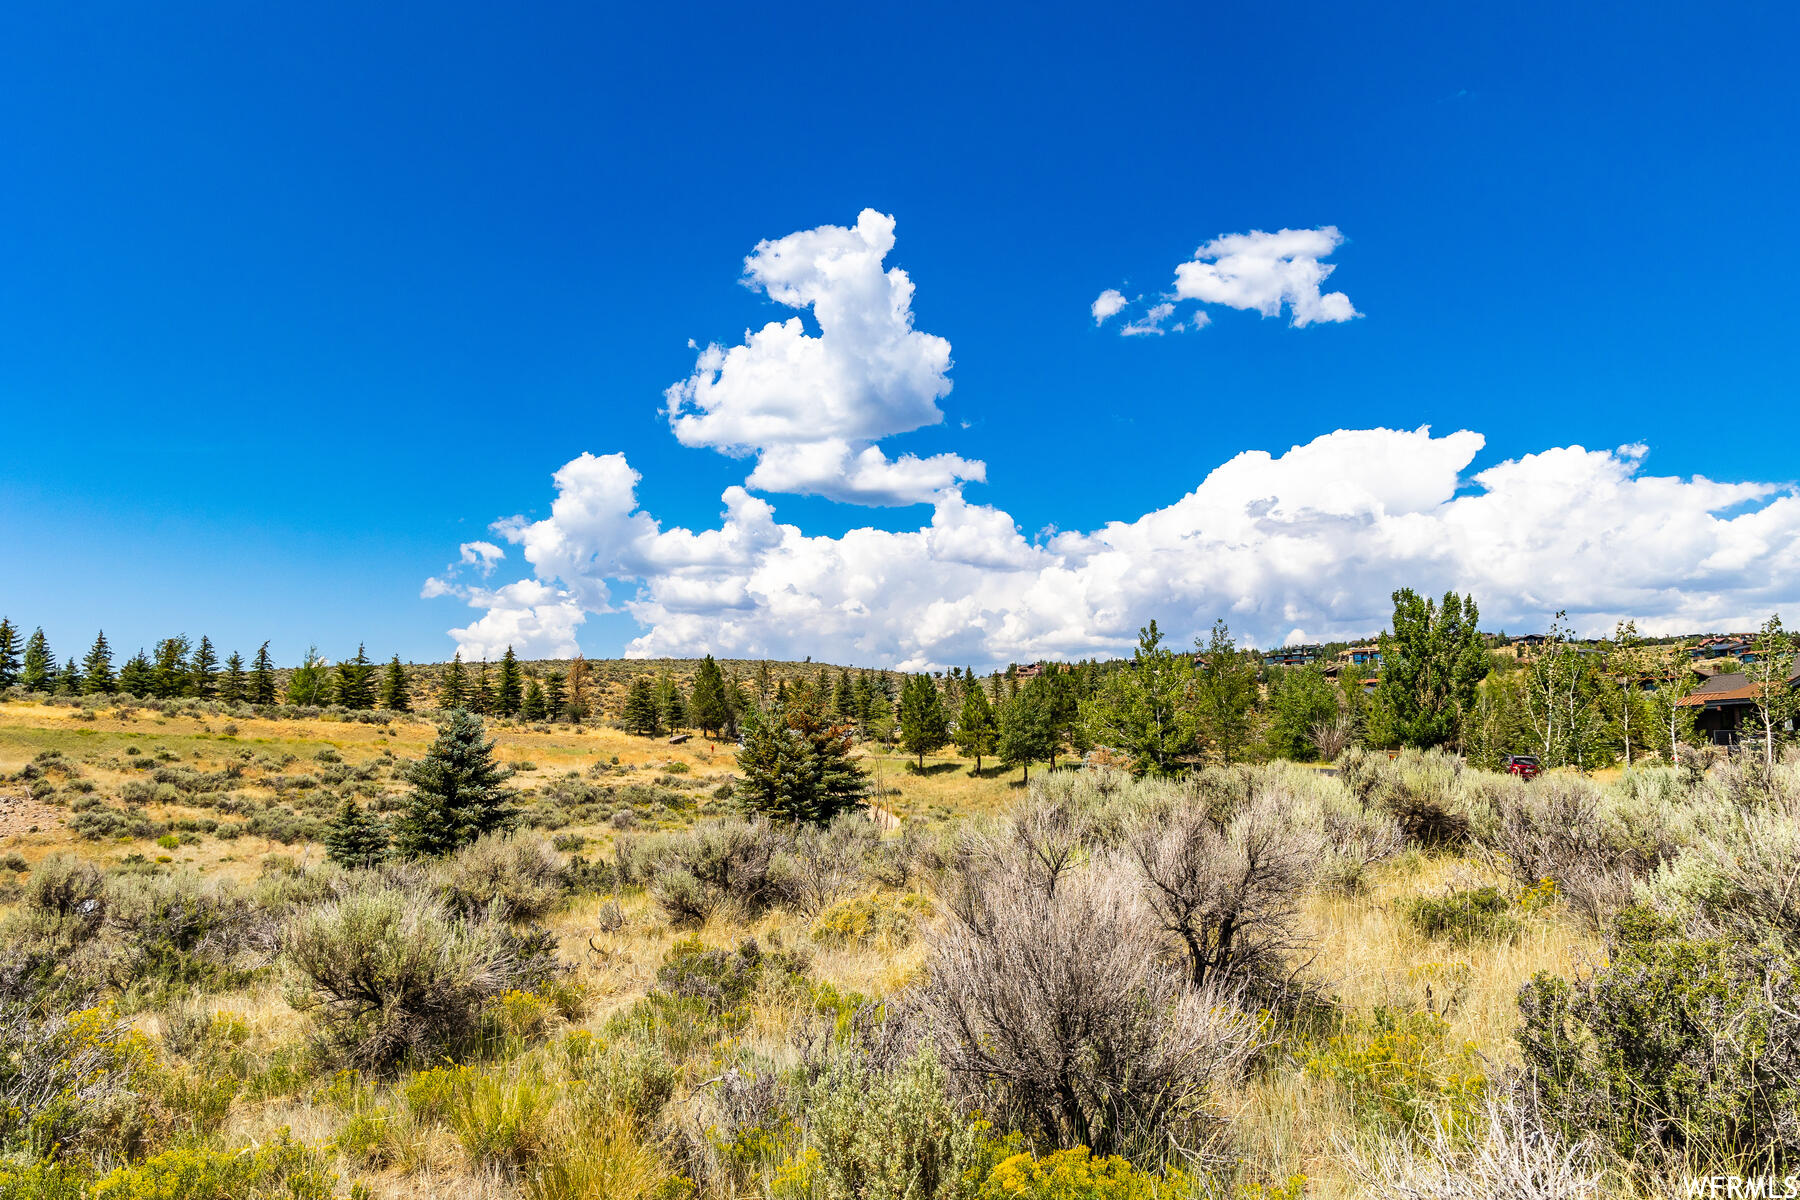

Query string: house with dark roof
[1675,657,1800,745]
[1689,636,1754,660]
[1263,644,1323,667]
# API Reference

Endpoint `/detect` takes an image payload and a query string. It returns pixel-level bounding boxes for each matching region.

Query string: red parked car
[1505,754,1541,780]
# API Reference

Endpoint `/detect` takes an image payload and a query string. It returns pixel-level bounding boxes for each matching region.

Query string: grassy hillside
[1,694,1793,1199]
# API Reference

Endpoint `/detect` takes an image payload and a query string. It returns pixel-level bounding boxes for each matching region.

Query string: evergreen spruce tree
[439,652,469,709]
[334,644,377,710]
[735,704,868,824]
[998,679,1057,783]
[898,673,951,767]
[379,655,411,712]
[394,709,517,857]
[81,631,116,694]
[0,618,20,689]
[689,655,731,738]
[472,662,493,714]
[250,642,278,705]
[20,629,54,693]
[323,797,390,869]
[118,650,155,698]
[542,671,566,722]
[955,675,1000,772]
[622,677,662,736]
[189,636,218,699]
[54,657,82,695]
[521,679,547,721]
[495,647,523,717]
[220,652,247,705]
[152,636,192,698]
[661,678,687,732]
[833,670,856,720]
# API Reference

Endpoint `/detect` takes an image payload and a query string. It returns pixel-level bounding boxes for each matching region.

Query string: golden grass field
[0,699,1621,1198]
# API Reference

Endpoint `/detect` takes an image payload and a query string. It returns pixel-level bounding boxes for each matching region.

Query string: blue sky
[4,2,1798,668]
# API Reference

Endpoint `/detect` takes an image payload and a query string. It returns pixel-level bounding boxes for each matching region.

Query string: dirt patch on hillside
[0,790,65,839]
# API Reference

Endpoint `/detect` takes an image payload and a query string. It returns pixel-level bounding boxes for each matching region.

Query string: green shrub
[773,1050,988,1200]
[810,894,930,949]
[283,882,557,1071]
[1403,885,1520,942]
[435,833,566,922]
[1304,1008,1486,1134]
[87,1132,339,1199]
[1517,906,1800,1167]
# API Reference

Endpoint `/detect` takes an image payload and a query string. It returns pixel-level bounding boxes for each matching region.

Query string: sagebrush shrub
[925,821,1261,1160]
[283,881,557,1071]
[775,1049,987,1200]
[436,832,566,922]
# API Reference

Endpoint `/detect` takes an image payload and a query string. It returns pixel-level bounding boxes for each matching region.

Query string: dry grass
[0,698,1638,1199]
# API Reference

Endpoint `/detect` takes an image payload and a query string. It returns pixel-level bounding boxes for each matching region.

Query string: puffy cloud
[444,427,1800,668]
[1101,225,1358,334]
[442,579,586,662]
[1091,288,1128,324]
[663,209,980,506]
[1173,227,1359,326]
[458,541,505,574]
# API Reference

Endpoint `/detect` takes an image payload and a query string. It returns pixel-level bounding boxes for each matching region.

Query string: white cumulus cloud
[440,427,1800,667]
[458,541,505,574]
[1091,288,1128,324]
[1172,226,1359,326]
[1102,225,1359,334]
[662,209,980,506]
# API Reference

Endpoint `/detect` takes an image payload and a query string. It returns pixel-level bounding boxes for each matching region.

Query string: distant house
[1689,636,1754,660]
[1264,644,1323,668]
[1337,645,1383,667]
[1014,663,1043,679]
[1675,658,1800,745]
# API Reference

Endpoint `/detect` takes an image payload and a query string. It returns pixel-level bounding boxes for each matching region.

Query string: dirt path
[0,790,65,839]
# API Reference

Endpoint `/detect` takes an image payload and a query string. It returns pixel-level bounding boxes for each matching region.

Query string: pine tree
[323,797,390,869]
[20,629,54,693]
[221,652,247,705]
[472,661,492,714]
[622,677,662,736]
[495,647,523,716]
[440,652,468,709]
[997,681,1057,783]
[250,642,278,705]
[735,704,868,824]
[0,618,20,689]
[81,631,116,694]
[190,636,218,699]
[661,677,687,732]
[152,636,192,698]
[521,679,546,721]
[335,644,377,710]
[394,709,517,857]
[833,670,856,721]
[542,671,566,722]
[55,657,82,695]
[689,655,731,738]
[379,655,411,712]
[955,675,1000,772]
[898,673,950,767]
[118,650,155,698]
